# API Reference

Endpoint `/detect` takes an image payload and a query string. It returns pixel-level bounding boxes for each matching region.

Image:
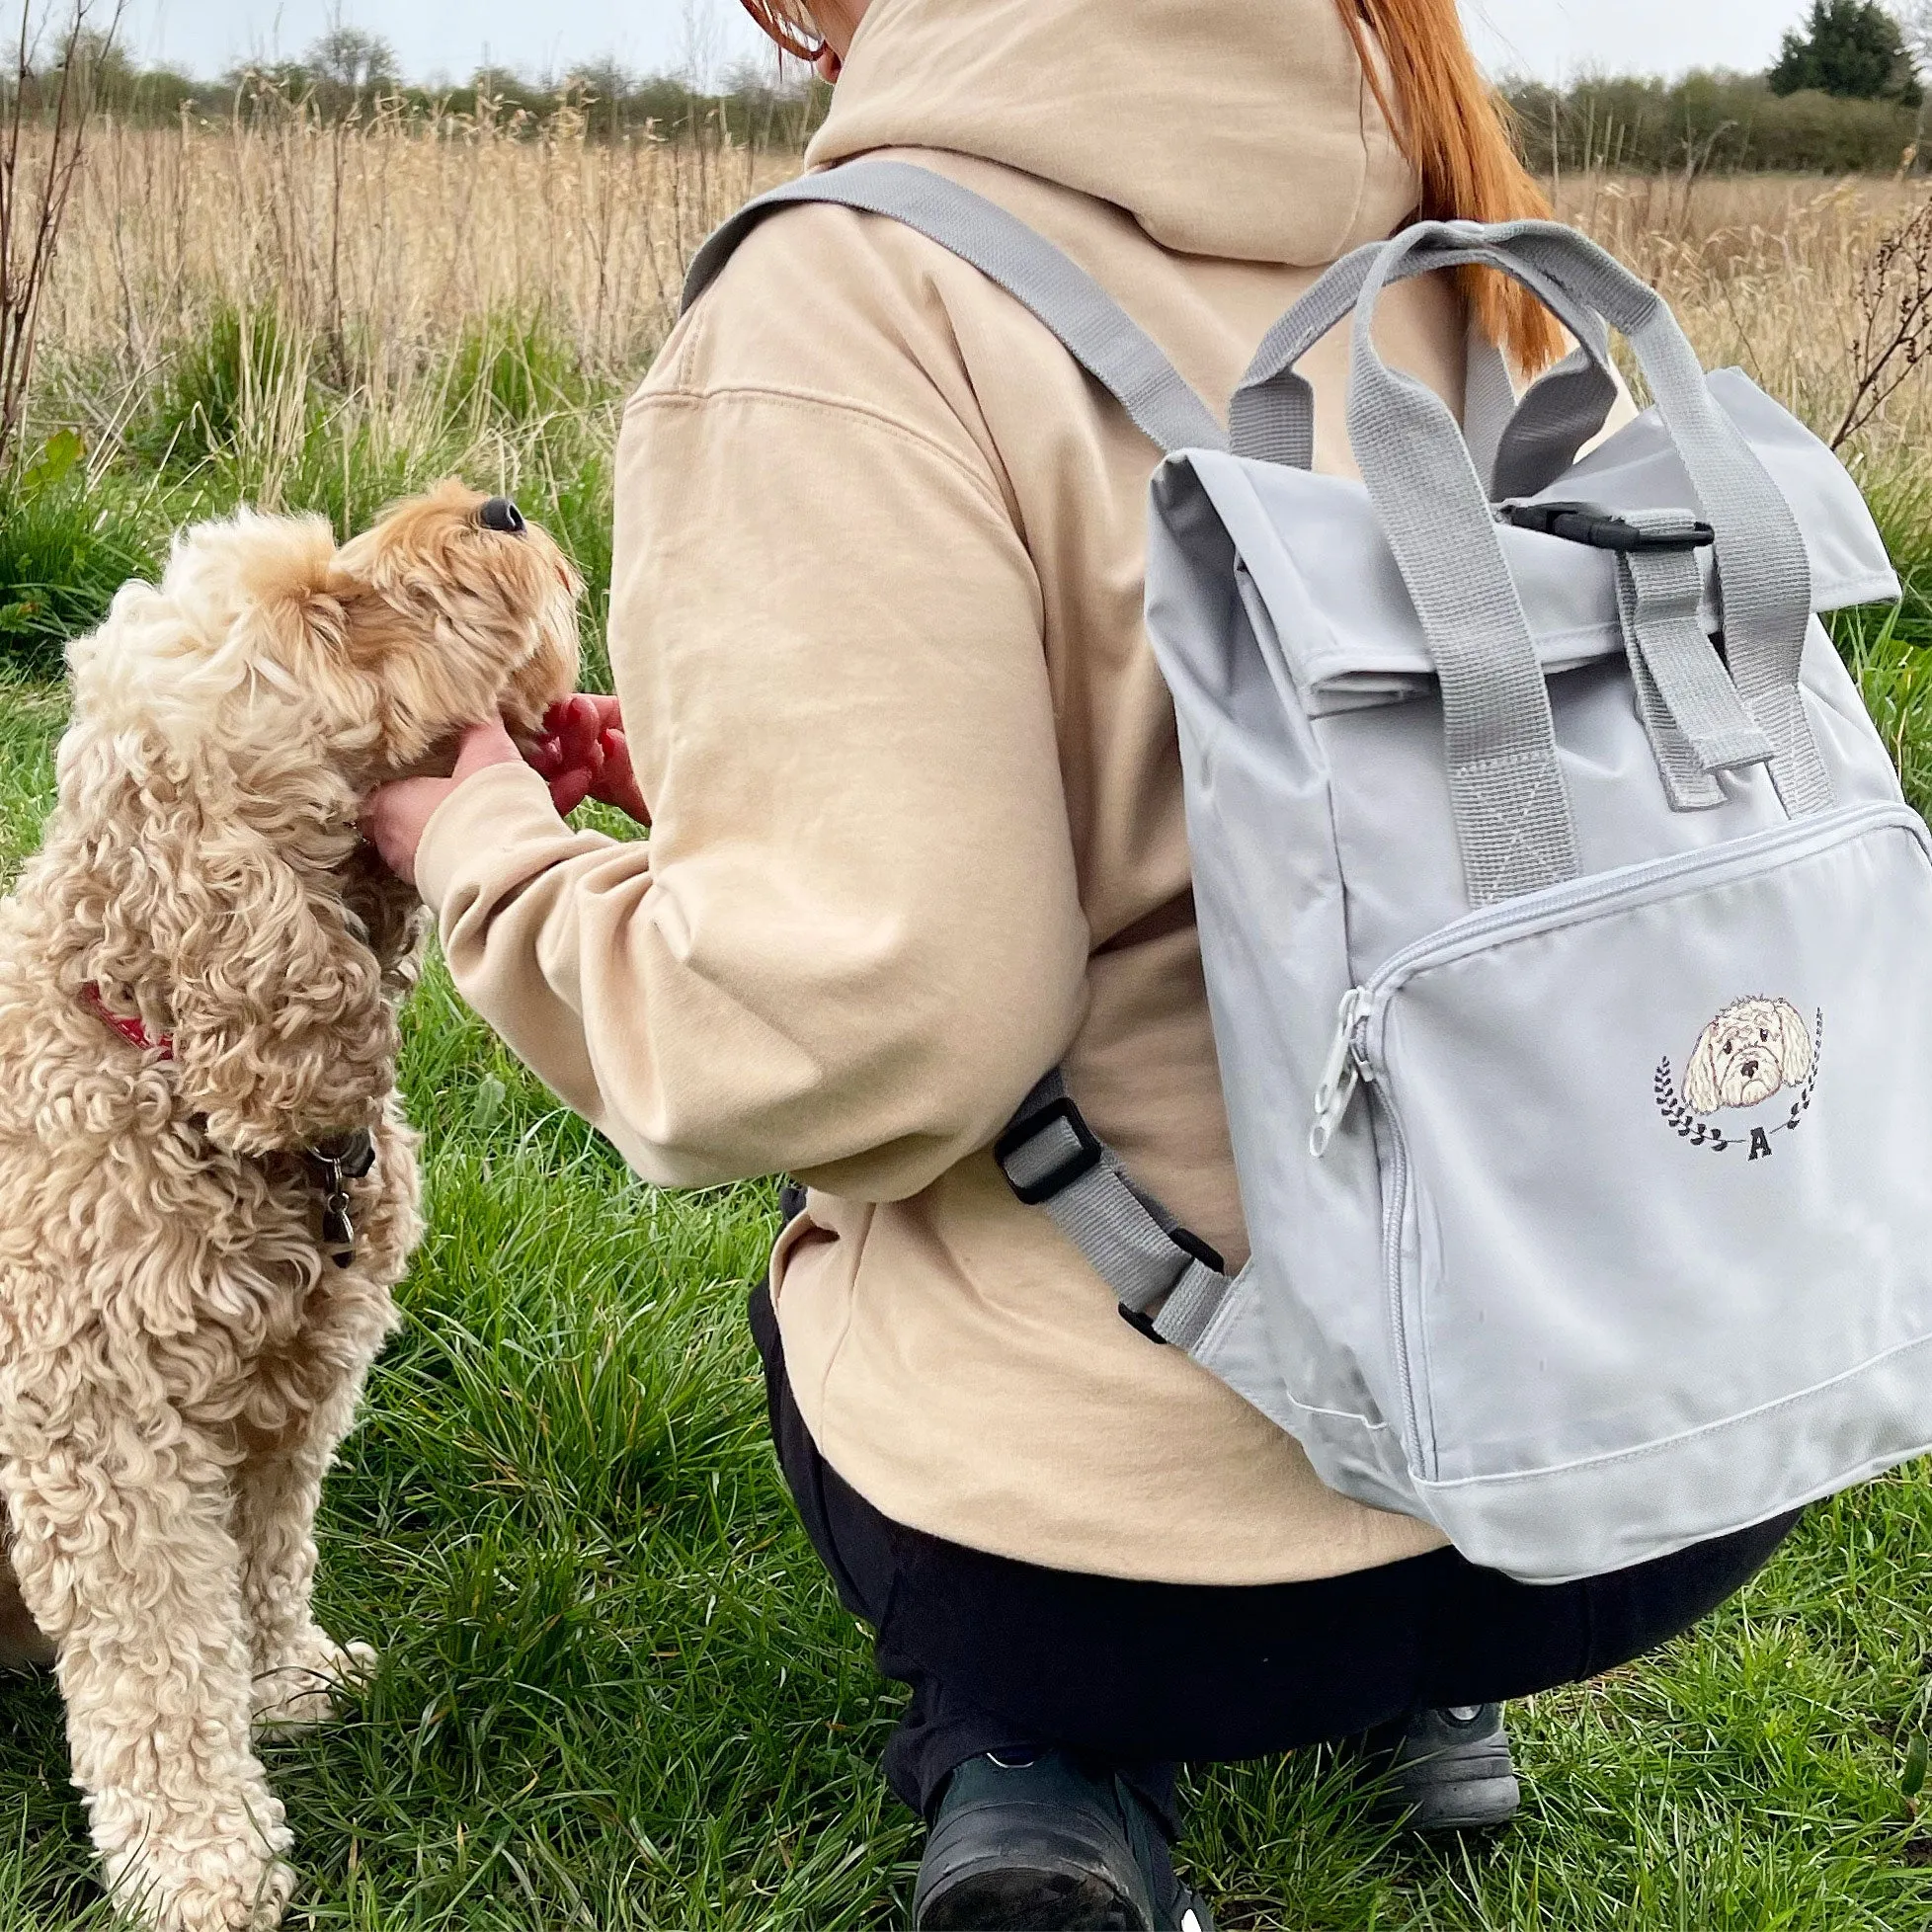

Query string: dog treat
[0,481,578,1932]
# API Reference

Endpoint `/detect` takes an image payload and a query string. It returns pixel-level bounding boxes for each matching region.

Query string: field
[0,108,1928,1929]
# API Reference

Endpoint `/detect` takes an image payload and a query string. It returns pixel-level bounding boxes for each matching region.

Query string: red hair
[1335,0,1565,371]
[739,0,1565,370]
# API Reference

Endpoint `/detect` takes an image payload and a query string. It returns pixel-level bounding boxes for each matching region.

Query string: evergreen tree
[1770,0,1922,104]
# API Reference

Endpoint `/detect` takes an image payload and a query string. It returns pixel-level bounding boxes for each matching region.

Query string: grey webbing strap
[1230,240,1615,478]
[681,160,1229,458]
[1613,512,1776,812]
[1237,218,1830,825]
[688,163,1240,1342]
[1348,229,1582,903]
[1491,342,1622,502]
[995,1073,1232,1353]
[1462,333,1518,495]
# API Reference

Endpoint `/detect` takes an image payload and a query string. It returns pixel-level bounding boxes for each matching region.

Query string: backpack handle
[1238,220,1831,826]
[1469,331,1623,503]
[1236,242,1619,497]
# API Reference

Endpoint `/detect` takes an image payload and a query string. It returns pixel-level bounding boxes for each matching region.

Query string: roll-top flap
[1185,368,1900,716]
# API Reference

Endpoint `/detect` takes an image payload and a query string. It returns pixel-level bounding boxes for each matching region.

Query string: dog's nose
[478,496,525,534]
[1738,1057,1758,1080]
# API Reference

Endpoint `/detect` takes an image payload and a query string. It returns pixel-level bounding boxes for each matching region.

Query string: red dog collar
[79,982,174,1060]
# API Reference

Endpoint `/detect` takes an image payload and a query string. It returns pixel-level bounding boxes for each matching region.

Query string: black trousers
[750,1281,1799,1823]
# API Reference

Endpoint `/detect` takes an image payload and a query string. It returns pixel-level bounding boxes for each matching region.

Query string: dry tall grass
[13,105,1932,433]
[21,110,1932,494]
[40,105,791,401]
[1553,172,1932,481]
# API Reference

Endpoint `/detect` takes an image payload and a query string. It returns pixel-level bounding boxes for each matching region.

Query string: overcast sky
[115,0,1806,89]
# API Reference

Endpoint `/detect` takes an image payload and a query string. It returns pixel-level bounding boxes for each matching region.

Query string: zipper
[1308,798,1925,1479]
[1308,987,1370,1158]
[1377,1087,1426,1471]
[1307,800,1924,1154]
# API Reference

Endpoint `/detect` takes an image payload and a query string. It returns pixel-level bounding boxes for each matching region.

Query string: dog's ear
[60,721,398,1156]
[162,814,398,1156]
[1773,1000,1815,1087]
[1683,1025,1725,1115]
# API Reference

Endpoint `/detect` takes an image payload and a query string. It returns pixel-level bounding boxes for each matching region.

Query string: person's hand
[362,718,523,886]
[526,694,652,825]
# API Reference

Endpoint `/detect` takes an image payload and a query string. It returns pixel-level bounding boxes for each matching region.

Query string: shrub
[123,306,316,474]
[1506,72,1923,176]
[0,434,160,672]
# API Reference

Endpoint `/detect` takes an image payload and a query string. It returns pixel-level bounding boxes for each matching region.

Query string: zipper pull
[1310,988,1369,1159]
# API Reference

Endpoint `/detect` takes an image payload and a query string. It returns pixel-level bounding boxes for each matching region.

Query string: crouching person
[363,0,1800,1923]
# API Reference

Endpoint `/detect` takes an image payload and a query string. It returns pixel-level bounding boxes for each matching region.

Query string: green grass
[4,345,1932,1929]
[21,306,623,688]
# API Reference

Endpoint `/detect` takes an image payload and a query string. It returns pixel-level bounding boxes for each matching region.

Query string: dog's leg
[234,1429,373,1733]
[0,1425,294,1932]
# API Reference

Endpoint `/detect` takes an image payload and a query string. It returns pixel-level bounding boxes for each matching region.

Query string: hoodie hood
[805,0,1420,267]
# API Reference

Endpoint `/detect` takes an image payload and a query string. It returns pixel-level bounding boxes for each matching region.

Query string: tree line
[1507,3,1932,176]
[21,27,832,146]
[1504,72,1924,177]
[25,9,1932,176]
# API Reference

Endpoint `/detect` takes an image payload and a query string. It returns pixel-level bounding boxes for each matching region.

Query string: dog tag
[322,1191,355,1266]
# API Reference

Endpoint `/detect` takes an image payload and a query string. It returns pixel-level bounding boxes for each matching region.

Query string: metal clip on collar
[306,1126,376,1268]
[1502,500,1716,553]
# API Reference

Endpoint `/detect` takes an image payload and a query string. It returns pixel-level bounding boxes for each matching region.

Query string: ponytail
[1334,0,1566,372]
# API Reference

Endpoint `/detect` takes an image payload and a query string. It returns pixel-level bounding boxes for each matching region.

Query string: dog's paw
[106,1840,294,1931]
[251,1631,376,1734]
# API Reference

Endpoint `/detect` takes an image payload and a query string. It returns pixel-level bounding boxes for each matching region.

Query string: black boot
[1360,1704,1521,1832]
[913,1751,1215,1932]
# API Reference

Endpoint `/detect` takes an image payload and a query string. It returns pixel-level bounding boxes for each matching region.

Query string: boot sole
[919,1862,1149,1930]
[915,1801,1154,1931]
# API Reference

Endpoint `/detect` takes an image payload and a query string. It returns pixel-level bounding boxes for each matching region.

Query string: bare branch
[0,0,124,469]
[1833,193,1932,451]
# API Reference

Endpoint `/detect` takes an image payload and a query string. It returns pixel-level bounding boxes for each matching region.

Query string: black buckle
[1502,500,1715,553]
[1117,1228,1226,1348]
[995,1096,1104,1207]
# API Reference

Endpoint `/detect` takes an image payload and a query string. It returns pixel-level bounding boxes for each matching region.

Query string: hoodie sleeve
[413,211,1093,1198]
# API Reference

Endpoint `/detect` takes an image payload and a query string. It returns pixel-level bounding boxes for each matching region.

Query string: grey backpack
[687,163,1932,1584]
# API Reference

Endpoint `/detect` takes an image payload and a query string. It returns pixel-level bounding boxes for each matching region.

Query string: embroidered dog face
[1682,998,1815,1115]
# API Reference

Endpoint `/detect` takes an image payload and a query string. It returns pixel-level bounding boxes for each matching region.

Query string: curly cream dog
[1683,996,1815,1116]
[0,482,578,1930]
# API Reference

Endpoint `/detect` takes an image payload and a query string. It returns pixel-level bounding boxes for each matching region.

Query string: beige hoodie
[417,0,1476,1583]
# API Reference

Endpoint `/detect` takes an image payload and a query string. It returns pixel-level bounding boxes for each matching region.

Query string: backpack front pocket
[1333,803,1932,1560]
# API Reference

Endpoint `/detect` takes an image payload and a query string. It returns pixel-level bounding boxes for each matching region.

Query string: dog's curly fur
[0,481,578,1930]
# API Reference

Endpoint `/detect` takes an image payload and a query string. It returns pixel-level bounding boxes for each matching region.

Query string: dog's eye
[1759,1028,1769,1041]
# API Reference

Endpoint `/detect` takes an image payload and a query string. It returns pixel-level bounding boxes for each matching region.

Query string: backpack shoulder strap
[994,1071,1234,1353]
[681,158,1229,458]
[684,161,1238,1348]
